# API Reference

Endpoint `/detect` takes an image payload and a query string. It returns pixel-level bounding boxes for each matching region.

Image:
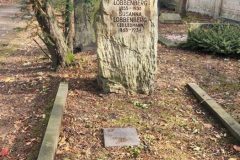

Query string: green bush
[183,23,240,56]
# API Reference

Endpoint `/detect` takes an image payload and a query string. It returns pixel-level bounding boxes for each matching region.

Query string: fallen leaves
[233,145,240,152]
[0,77,15,83]
[25,138,37,146]
[190,145,201,152]
[203,123,213,129]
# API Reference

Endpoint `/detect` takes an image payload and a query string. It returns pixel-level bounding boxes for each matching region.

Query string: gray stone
[158,34,187,47]
[74,0,100,51]
[95,0,158,94]
[176,0,187,16]
[37,83,68,160]
[159,13,182,24]
[103,128,140,147]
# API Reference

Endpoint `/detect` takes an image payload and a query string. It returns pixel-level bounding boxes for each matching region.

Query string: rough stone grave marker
[103,128,140,147]
[74,0,100,51]
[95,0,158,94]
[176,0,187,17]
[159,13,182,24]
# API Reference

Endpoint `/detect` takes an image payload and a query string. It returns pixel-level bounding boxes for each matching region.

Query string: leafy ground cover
[55,45,240,159]
[0,27,61,159]
[0,5,60,159]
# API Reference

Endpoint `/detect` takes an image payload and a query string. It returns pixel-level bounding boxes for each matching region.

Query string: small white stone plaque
[103,128,140,147]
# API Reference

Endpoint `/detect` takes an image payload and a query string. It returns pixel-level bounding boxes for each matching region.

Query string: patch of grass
[182,12,216,23]
[128,146,143,158]
[112,114,141,127]
[0,44,18,57]
[65,52,75,65]
[132,100,149,109]
[143,134,156,144]
[13,27,25,32]
[210,82,240,92]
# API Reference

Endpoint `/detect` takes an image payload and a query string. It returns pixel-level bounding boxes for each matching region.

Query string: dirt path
[0,4,21,43]
[0,3,60,159]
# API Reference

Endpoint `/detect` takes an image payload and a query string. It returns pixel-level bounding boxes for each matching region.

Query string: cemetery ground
[55,48,240,159]
[0,10,240,160]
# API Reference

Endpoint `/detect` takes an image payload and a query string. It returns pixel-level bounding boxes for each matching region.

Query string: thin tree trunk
[31,0,70,69]
[65,0,74,52]
[46,2,69,67]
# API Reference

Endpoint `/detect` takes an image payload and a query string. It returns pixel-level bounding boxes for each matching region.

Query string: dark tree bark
[65,0,75,52]
[30,0,74,69]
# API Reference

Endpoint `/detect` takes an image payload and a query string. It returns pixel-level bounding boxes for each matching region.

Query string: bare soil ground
[158,12,217,42]
[55,47,240,159]
[55,13,239,160]
[0,4,60,159]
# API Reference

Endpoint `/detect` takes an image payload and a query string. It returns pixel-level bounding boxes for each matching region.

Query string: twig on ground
[33,38,51,60]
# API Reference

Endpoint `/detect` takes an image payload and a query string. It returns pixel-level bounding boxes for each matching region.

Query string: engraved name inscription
[112,0,149,33]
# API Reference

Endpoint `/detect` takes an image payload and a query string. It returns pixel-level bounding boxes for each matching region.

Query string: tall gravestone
[95,0,158,94]
[176,0,187,17]
[74,0,100,51]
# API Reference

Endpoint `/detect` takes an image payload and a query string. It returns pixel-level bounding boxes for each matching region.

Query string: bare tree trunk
[65,0,75,52]
[31,0,72,69]
[46,2,69,67]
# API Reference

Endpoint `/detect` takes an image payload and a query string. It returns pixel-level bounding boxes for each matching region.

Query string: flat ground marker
[103,128,140,147]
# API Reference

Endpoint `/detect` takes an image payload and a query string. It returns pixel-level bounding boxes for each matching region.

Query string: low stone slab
[74,0,100,51]
[37,82,68,160]
[187,83,240,142]
[159,13,182,24]
[103,128,140,147]
[158,34,187,47]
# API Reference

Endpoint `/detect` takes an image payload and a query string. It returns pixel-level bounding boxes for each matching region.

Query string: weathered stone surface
[158,34,187,47]
[176,0,187,16]
[159,13,182,24]
[74,0,100,51]
[37,83,68,160]
[221,0,240,22]
[95,0,158,94]
[103,128,140,147]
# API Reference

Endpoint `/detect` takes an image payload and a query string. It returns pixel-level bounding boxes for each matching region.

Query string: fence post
[214,0,223,18]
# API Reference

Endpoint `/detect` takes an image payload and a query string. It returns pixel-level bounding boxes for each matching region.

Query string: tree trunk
[46,3,69,66]
[65,0,75,52]
[31,0,71,69]
[74,0,100,51]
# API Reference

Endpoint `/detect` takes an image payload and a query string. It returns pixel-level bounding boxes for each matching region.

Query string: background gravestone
[95,0,158,94]
[74,0,100,51]
[176,0,187,16]
[159,0,177,10]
